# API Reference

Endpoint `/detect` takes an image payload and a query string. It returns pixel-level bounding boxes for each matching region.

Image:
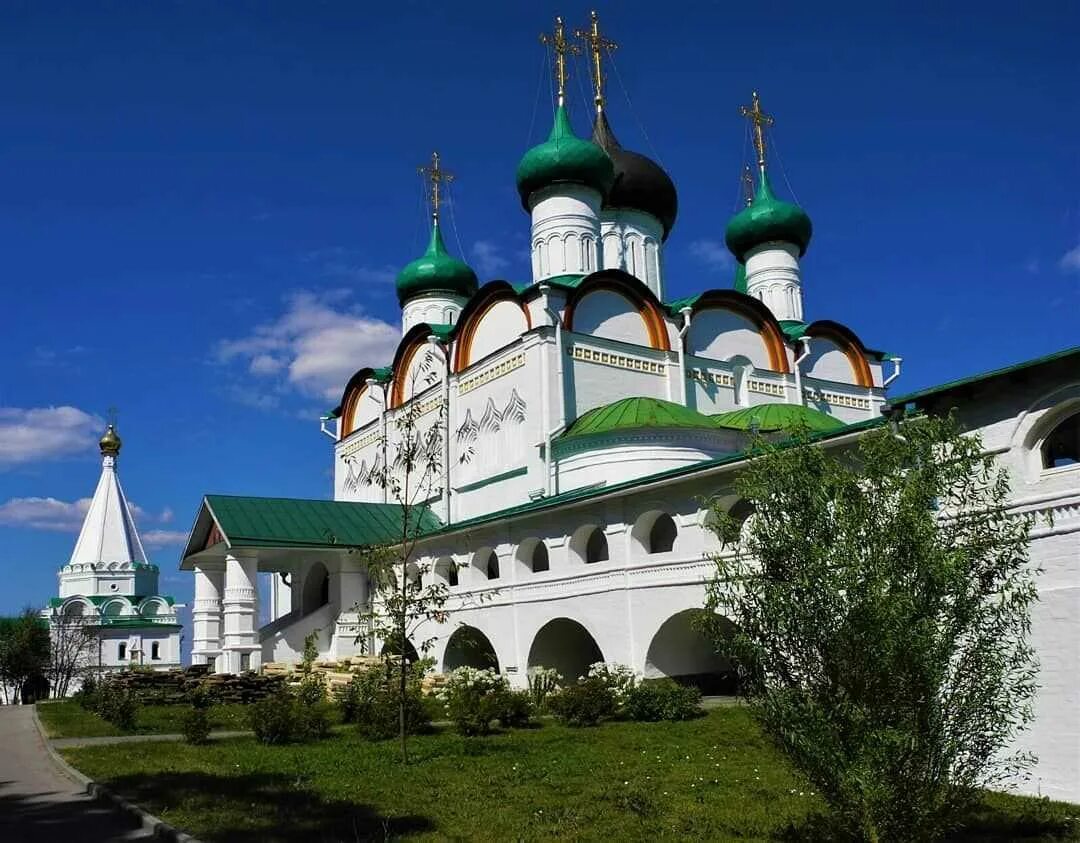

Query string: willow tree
[705,414,1040,842]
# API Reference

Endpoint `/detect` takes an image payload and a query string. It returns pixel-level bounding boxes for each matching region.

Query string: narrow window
[447,562,459,587]
[1042,412,1080,469]
[240,653,251,672]
[532,543,549,573]
[151,642,160,661]
[648,514,677,554]
[486,552,500,580]
[118,642,126,661]
[585,529,608,564]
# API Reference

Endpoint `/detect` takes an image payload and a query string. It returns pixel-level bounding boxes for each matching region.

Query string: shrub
[249,688,299,745]
[548,676,617,727]
[296,699,334,741]
[495,688,534,729]
[95,682,139,731]
[296,673,326,707]
[625,678,702,722]
[349,666,431,741]
[438,667,509,736]
[75,674,99,710]
[181,706,211,744]
[585,662,638,711]
[337,672,365,724]
[526,666,560,711]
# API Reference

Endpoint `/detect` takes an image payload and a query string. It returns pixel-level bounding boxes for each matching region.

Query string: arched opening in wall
[404,562,421,593]
[434,557,459,588]
[102,601,123,618]
[442,625,500,672]
[1042,411,1080,468]
[151,642,161,661]
[301,563,330,615]
[569,524,609,565]
[631,510,678,556]
[516,538,550,575]
[63,602,86,618]
[141,600,162,618]
[645,610,740,695]
[381,635,420,665]
[485,552,500,581]
[531,542,549,573]
[527,618,604,683]
[473,549,500,581]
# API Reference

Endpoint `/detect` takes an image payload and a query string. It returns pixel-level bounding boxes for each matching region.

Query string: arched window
[151,642,160,661]
[648,514,677,554]
[532,542,549,573]
[1042,412,1080,469]
[585,529,608,564]
[434,558,458,587]
[118,642,126,661]
[485,551,500,580]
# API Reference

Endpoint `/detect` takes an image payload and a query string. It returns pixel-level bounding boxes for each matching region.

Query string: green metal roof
[890,345,1080,408]
[204,495,442,550]
[712,404,844,433]
[516,273,587,297]
[779,320,808,340]
[561,397,723,441]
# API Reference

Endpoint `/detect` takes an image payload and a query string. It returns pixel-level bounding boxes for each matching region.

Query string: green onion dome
[724,168,812,262]
[516,104,615,211]
[395,221,478,306]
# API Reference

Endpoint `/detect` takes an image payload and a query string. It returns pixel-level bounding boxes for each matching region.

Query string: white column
[744,242,803,322]
[331,565,370,659]
[222,552,260,673]
[191,566,224,667]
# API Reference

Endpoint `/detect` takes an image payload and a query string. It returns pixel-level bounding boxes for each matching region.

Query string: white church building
[178,16,1078,802]
[43,424,184,674]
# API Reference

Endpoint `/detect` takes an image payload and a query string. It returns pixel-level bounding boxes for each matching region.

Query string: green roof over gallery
[712,404,844,433]
[560,397,720,441]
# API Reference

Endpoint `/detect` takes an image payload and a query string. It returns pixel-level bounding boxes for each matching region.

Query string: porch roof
[180,495,442,567]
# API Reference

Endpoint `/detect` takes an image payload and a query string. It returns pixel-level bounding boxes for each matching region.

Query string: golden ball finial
[99,424,122,456]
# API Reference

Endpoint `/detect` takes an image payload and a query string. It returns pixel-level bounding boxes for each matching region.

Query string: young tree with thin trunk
[353,349,487,763]
[0,609,51,704]
[47,613,101,698]
[704,414,1040,842]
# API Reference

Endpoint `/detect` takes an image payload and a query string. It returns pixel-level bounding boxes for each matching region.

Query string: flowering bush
[586,662,639,710]
[624,678,702,722]
[437,666,510,736]
[526,666,561,711]
[496,689,534,728]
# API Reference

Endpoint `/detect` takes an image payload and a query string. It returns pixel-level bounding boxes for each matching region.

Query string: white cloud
[0,406,102,468]
[216,290,400,402]
[0,495,171,534]
[689,239,734,272]
[1060,242,1080,274]
[471,240,510,277]
[0,496,92,531]
[141,529,189,549]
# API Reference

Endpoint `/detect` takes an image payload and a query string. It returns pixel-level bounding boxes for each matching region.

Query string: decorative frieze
[570,344,665,376]
[749,379,786,397]
[687,368,735,387]
[457,353,526,395]
[807,389,871,410]
[339,428,380,459]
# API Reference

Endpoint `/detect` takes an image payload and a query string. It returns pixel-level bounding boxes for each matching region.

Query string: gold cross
[540,16,580,106]
[576,10,617,114]
[741,164,755,207]
[740,90,774,167]
[417,152,453,223]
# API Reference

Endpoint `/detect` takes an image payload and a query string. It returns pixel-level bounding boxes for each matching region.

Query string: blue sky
[2,2,1078,626]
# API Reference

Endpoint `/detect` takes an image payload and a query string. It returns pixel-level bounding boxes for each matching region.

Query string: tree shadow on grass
[781,801,1078,843]
[103,771,436,842]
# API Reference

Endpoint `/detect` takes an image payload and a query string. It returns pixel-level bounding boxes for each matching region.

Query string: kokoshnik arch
[176,13,1080,802]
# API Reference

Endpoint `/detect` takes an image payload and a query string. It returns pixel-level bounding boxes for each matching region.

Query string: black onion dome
[592,112,678,239]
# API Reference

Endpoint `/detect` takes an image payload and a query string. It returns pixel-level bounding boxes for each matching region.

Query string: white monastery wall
[687,308,773,370]
[571,288,653,346]
[567,333,670,417]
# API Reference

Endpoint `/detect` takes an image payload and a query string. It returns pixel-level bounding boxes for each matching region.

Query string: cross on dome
[576,10,618,115]
[540,16,580,106]
[740,90,774,168]
[418,151,453,224]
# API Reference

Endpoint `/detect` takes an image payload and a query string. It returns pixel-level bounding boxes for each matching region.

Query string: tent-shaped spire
[68,424,149,567]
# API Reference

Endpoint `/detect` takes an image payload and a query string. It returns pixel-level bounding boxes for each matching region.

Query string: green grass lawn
[59,708,1079,842]
[37,699,254,738]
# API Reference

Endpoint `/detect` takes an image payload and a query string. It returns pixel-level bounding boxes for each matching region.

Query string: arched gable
[339,367,375,438]
[804,320,873,387]
[564,269,670,351]
[684,290,790,373]
[390,323,448,408]
[453,282,531,372]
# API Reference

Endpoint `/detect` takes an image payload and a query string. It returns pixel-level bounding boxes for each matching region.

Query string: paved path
[52,729,249,749]
[0,705,153,841]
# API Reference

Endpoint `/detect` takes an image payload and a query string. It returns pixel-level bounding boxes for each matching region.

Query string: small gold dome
[99,424,122,456]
